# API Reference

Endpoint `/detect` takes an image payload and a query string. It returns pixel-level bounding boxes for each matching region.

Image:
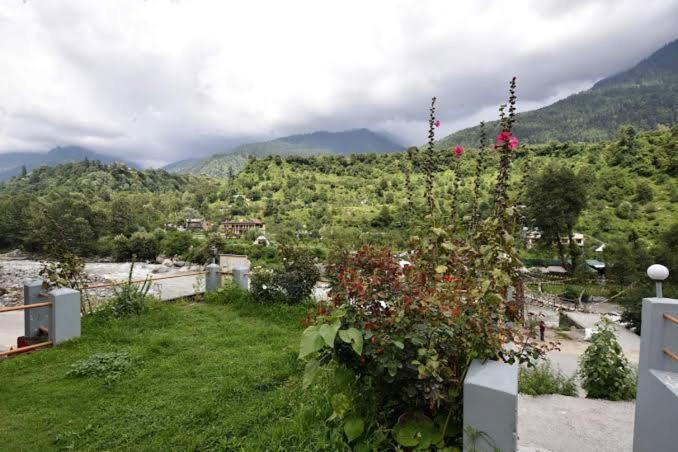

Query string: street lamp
[647,264,669,298]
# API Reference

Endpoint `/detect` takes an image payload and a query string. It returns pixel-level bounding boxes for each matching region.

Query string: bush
[106,262,153,317]
[128,231,160,261]
[250,268,286,304]
[299,239,549,448]
[519,361,577,396]
[250,247,320,304]
[579,318,636,400]
[204,281,252,305]
[159,230,195,257]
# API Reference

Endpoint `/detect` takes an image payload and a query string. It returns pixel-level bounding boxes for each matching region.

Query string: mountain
[0,145,138,181]
[440,39,678,147]
[164,128,403,177]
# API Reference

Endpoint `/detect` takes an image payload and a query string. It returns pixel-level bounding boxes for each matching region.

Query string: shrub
[159,230,195,257]
[579,318,636,400]
[300,239,549,448]
[250,247,320,304]
[106,262,153,317]
[204,281,252,305]
[519,361,577,396]
[250,268,286,304]
[112,234,131,261]
[127,231,160,261]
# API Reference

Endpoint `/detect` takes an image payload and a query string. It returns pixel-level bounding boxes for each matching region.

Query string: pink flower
[495,131,519,150]
[453,145,464,158]
[434,120,441,128]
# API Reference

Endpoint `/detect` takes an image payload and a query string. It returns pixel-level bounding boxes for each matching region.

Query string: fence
[0,262,252,358]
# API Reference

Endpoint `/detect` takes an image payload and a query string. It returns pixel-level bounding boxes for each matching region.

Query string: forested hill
[440,39,678,147]
[163,128,403,177]
[0,145,138,182]
[0,160,210,196]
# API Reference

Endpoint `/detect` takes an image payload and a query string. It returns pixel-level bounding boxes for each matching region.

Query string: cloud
[0,0,676,165]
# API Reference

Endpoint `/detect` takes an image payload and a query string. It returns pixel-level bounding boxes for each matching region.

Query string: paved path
[518,394,635,452]
[0,311,23,352]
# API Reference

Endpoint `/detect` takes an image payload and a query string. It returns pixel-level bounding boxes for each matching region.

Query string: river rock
[173,260,186,267]
[162,259,173,267]
[155,255,167,264]
[152,266,171,274]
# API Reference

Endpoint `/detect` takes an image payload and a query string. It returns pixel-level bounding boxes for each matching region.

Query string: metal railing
[0,301,53,357]
[662,312,678,362]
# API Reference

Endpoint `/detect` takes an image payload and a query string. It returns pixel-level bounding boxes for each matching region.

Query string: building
[559,232,585,247]
[184,218,211,231]
[221,218,265,236]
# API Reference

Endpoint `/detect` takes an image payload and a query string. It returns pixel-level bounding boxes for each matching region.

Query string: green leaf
[298,326,324,359]
[393,414,434,447]
[318,321,341,347]
[339,328,363,355]
[343,416,365,443]
[393,340,404,350]
[302,359,320,389]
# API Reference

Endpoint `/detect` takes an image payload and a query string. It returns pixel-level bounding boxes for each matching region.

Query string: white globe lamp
[647,264,669,298]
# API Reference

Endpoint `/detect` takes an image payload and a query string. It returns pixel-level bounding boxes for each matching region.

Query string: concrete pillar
[633,297,678,452]
[23,279,48,337]
[463,359,518,452]
[232,267,250,291]
[48,288,81,345]
[205,263,222,293]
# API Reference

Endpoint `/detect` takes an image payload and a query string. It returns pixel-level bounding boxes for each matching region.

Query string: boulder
[155,255,167,264]
[173,260,186,268]
[162,259,173,267]
[152,266,171,274]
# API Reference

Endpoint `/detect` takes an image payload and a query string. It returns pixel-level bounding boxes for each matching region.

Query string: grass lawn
[0,298,335,451]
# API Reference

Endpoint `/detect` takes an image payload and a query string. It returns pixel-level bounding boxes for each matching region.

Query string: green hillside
[441,39,678,147]
[164,128,403,177]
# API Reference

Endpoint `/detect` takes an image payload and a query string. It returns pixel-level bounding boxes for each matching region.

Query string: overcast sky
[0,1,676,167]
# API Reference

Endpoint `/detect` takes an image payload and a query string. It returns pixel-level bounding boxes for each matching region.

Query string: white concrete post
[633,296,678,451]
[205,263,222,293]
[23,279,48,337]
[232,267,250,291]
[48,288,81,345]
[463,360,518,452]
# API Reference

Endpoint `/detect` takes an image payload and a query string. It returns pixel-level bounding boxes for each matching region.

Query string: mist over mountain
[0,146,138,181]
[440,39,678,147]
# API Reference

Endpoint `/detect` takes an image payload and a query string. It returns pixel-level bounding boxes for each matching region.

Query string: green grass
[0,299,336,451]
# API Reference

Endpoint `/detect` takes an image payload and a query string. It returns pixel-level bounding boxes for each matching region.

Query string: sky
[0,0,676,167]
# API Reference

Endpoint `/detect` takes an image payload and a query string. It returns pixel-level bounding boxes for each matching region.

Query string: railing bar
[0,301,53,314]
[663,347,678,362]
[83,271,206,290]
[663,313,678,325]
[0,341,53,357]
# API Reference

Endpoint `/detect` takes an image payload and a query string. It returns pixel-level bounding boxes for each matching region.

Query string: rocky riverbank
[0,250,203,307]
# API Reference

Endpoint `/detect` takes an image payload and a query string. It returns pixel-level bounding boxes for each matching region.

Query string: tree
[525,163,587,270]
[20,165,27,177]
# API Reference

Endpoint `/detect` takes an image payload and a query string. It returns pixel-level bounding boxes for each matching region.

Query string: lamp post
[647,264,669,298]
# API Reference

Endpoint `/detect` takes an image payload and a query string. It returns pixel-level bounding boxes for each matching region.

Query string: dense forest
[1,126,676,262]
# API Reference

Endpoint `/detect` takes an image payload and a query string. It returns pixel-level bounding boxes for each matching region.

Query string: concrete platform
[518,394,635,452]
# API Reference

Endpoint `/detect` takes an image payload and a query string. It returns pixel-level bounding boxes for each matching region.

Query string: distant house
[522,228,542,249]
[184,218,208,231]
[586,259,606,275]
[560,232,585,247]
[222,218,265,236]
